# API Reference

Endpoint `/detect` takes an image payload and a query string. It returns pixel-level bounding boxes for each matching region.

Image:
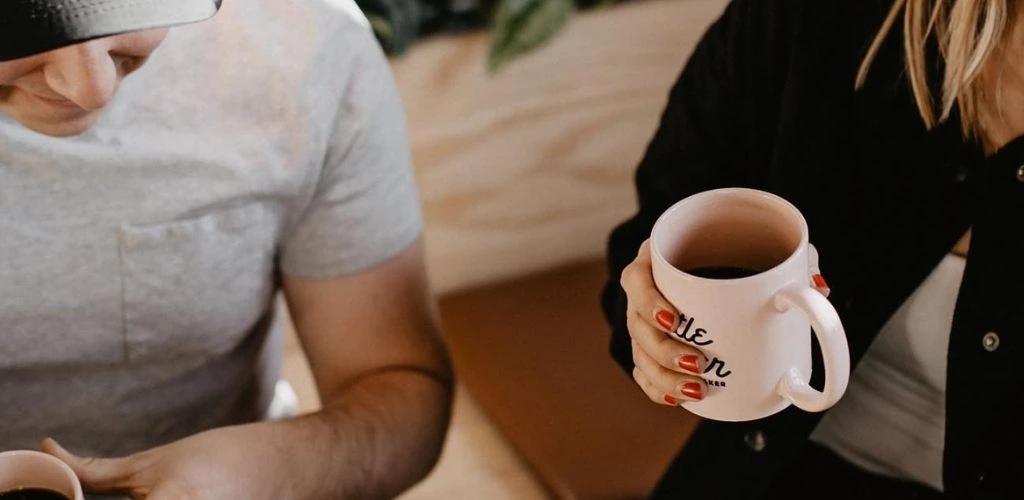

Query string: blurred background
[284,0,727,497]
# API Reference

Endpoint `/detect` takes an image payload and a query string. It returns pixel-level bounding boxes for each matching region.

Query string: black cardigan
[601,0,1024,498]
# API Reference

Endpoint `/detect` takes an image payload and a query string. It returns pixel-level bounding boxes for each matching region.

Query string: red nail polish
[812,274,828,289]
[663,395,680,405]
[682,382,704,401]
[678,355,702,374]
[655,310,676,331]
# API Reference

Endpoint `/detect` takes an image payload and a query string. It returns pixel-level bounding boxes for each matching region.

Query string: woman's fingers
[626,307,706,375]
[621,241,681,332]
[632,340,707,405]
[622,239,709,407]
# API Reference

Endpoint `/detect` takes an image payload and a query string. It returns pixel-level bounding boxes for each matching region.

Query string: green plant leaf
[488,0,575,73]
[367,14,397,53]
[356,0,429,55]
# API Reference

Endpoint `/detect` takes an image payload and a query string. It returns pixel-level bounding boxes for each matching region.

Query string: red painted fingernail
[812,274,828,289]
[682,382,704,401]
[663,395,680,405]
[655,310,676,331]
[678,354,702,374]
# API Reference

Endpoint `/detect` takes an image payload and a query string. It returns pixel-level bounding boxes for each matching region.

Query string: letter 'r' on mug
[649,188,850,422]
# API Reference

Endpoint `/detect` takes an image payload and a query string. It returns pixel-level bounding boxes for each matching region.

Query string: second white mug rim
[0,450,81,499]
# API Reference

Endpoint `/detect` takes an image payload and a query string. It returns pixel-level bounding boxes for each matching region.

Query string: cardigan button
[983,332,1000,352]
[1017,164,1024,182]
[744,430,767,452]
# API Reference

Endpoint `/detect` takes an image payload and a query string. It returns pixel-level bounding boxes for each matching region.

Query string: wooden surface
[391,0,729,295]
[439,260,701,499]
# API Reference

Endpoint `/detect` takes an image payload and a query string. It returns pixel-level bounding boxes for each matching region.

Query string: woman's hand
[620,239,708,406]
[42,424,292,500]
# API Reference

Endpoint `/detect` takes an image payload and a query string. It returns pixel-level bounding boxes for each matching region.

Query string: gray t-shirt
[0,0,422,460]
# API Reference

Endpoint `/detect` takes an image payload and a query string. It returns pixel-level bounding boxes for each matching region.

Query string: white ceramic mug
[0,450,84,500]
[650,188,850,422]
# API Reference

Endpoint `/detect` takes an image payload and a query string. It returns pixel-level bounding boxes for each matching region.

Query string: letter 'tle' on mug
[650,188,850,422]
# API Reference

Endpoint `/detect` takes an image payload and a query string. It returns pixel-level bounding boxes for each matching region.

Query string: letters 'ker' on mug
[650,188,850,422]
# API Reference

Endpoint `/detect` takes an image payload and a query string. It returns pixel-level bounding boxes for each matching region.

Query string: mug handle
[772,285,850,412]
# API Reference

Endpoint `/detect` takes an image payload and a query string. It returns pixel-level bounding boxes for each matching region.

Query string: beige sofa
[392,1,727,497]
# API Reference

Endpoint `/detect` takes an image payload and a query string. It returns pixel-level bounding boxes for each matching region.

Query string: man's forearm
[269,368,454,499]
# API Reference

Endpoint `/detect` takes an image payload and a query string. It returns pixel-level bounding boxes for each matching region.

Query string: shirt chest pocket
[0,223,124,369]
[118,203,280,362]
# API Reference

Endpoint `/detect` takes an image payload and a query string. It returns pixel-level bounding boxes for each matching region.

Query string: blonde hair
[856,0,1012,138]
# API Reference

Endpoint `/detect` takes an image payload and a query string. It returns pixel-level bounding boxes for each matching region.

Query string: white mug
[0,450,84,500]
[650,188,850,422]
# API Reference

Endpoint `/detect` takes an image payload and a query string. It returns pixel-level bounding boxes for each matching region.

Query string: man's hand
[43,425,292,500]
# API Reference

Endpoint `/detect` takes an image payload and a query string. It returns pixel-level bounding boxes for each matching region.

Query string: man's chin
[7,111,100,137]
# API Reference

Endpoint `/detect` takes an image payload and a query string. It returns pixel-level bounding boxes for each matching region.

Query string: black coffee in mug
[0,488,69,500]
[685,266,761,279]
